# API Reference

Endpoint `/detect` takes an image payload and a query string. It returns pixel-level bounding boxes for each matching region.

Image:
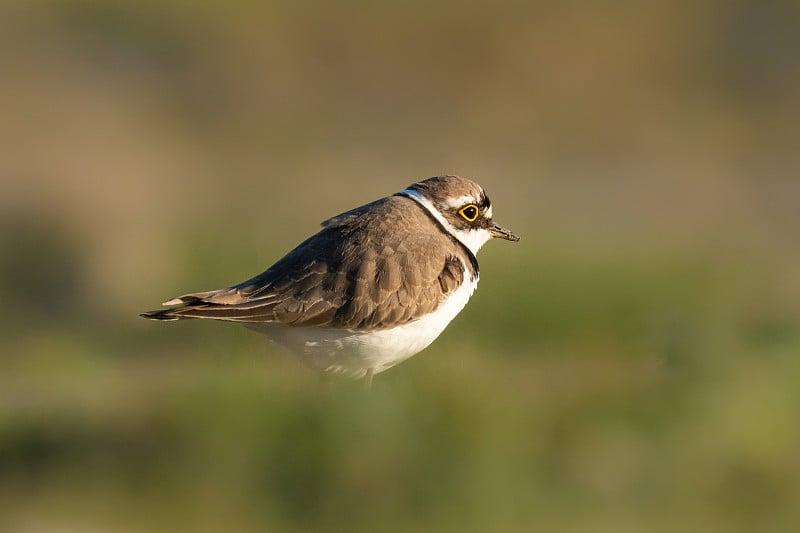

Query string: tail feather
[141,287,279,323]
[161,291,219,306]
[140,304,277,322]
[139,308,186,321]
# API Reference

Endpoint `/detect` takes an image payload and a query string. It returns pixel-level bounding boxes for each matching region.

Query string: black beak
[490,223,520,242]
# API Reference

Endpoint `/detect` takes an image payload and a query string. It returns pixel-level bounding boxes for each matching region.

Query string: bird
[141,175,519,384]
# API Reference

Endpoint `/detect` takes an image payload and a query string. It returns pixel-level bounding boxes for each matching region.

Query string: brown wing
[140,196,469,330]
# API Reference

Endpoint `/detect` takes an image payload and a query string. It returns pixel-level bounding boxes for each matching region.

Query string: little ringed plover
[141,175,519,382]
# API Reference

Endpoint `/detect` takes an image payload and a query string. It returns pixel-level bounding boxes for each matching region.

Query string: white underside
[245,268,478,378]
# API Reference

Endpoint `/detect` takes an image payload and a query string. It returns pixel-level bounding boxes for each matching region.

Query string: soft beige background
[1,1,799,532]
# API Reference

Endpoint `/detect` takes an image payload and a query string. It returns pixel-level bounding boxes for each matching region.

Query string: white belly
[245,273,478,378]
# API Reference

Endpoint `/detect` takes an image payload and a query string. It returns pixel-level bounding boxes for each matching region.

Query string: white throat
[400,188,491,256]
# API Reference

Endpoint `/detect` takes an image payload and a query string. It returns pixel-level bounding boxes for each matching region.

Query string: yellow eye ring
[458,204,479,222]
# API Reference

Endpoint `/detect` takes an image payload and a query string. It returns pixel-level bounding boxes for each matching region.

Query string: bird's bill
[490,223,520,242]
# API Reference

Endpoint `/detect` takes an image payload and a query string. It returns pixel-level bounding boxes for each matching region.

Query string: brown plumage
[141,194,474,331]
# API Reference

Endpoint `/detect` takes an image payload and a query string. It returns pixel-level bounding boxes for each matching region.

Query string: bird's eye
[458,204,479,222]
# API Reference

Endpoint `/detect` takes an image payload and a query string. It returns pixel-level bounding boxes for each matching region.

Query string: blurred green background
[1,1,799,531]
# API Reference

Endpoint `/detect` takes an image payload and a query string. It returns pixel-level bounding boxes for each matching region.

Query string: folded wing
[140,196,467,331]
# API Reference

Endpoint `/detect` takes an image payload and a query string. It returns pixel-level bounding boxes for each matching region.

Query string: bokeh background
[2,1,799,531]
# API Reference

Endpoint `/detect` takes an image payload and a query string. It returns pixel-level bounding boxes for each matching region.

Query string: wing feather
[140,196,469,330]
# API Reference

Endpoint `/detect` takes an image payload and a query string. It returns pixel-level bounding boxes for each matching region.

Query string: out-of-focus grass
[2,238,800,532]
